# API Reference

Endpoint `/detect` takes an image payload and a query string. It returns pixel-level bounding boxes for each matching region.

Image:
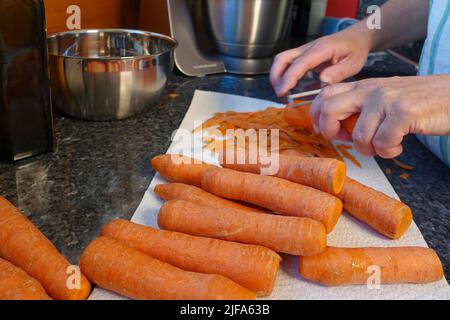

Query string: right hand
[270,28,373,97]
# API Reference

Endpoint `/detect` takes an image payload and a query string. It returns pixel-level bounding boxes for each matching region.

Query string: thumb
[320,56,364,84]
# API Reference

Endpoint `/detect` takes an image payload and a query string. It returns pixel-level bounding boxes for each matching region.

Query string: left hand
[310,75,450,159]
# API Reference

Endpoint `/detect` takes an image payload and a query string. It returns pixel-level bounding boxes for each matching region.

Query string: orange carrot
[399,173,410,180]
[0,258,51,300]
[336,144,362,168]
[219,148,346,194]
[102,219,281,296]
[151,154,217,187]
[0,196,91,300]
[79,236,256,300]
[197,107,347,159]
[338,178,413,239]
[341,113,359,135]
[280,149,313,157]
[200,167,343,233]
[299,247,444,286]
[393,158,415,171]
[158,200,326,256]
[154,183,259,212]
[284,103,359,135]
[284,102,314,130]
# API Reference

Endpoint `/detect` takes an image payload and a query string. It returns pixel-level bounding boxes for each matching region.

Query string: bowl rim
[47,28,178,61]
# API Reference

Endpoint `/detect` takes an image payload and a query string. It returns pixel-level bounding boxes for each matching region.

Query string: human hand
[310,75,450,158]
[270,26,373,97]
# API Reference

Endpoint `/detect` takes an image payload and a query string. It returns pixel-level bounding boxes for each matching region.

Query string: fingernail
[276,84,285,96]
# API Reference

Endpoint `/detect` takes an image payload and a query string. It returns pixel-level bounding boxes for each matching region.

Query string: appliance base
[221,55,273,75]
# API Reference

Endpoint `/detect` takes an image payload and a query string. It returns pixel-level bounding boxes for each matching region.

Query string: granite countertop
[0,72,449,284]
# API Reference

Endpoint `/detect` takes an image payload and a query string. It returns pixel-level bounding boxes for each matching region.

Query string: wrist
[342,21,378,53]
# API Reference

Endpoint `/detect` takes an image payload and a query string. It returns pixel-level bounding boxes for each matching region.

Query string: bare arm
[365,0,430,51]
[271,0,430,96]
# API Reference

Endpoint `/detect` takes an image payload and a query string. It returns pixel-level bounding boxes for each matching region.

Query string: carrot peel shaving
[195,107,362,166]
[393,159,415,171]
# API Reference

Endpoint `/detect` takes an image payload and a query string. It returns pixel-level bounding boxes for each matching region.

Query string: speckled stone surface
[0,72,449,284]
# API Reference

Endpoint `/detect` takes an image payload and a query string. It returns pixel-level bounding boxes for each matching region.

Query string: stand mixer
[167,0,294,76]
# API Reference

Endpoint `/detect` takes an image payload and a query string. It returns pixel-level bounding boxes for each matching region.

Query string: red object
[325,0,359,18]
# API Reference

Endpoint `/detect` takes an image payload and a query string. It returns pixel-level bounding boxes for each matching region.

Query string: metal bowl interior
[48,29,178,60]
[47,29,177,121]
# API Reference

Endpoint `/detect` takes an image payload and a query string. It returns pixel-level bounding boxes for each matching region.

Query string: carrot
[79,236,256,300]
[393,158,415,171]
[219,148,346,194]
[0,258,51,300]
[399,173,410,180]
[299,246,444,286]
[0,196,91,300]
[158,200,326,256]
[154,183,259,212]
[102,220,281,296]
[197,107,345,160]
[284,103,359,135]
[284,102,314,130]
[337,177,413,239]
[200,167,343,233]
[280,149,314,157]
[341,113,359,135]
[151,154,216,187]
[336,144,362,168]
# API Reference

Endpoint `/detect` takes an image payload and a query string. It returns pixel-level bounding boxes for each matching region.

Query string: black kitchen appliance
[0,0,53,161]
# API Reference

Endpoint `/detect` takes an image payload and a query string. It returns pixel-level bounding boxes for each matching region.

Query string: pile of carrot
[0,196,91,300]
[0,100,441,300]
[102,219,280,296]
[201,167,343,233]
[150,153,415,240]
[79,221,268,299]
[194,104,362,167]
[152,155,342,233]
[80,236,255,300]
[148,147,444,289]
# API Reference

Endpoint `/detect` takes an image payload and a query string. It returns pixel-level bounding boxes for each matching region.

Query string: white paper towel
[89,90,450,300]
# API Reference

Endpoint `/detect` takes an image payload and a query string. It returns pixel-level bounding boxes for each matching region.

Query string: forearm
[346,0,429,52]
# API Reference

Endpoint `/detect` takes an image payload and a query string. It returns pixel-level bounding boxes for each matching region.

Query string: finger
[320,54,364,84]
[352,105,384,157]
[277,45,334,96]
[372,116,407,159]
[311,82,357,128]
[270,46,308,91]
[317,88,367,140]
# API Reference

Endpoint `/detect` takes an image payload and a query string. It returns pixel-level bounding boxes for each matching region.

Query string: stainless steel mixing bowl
[47,29,178,121]
[207,0,293,59]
